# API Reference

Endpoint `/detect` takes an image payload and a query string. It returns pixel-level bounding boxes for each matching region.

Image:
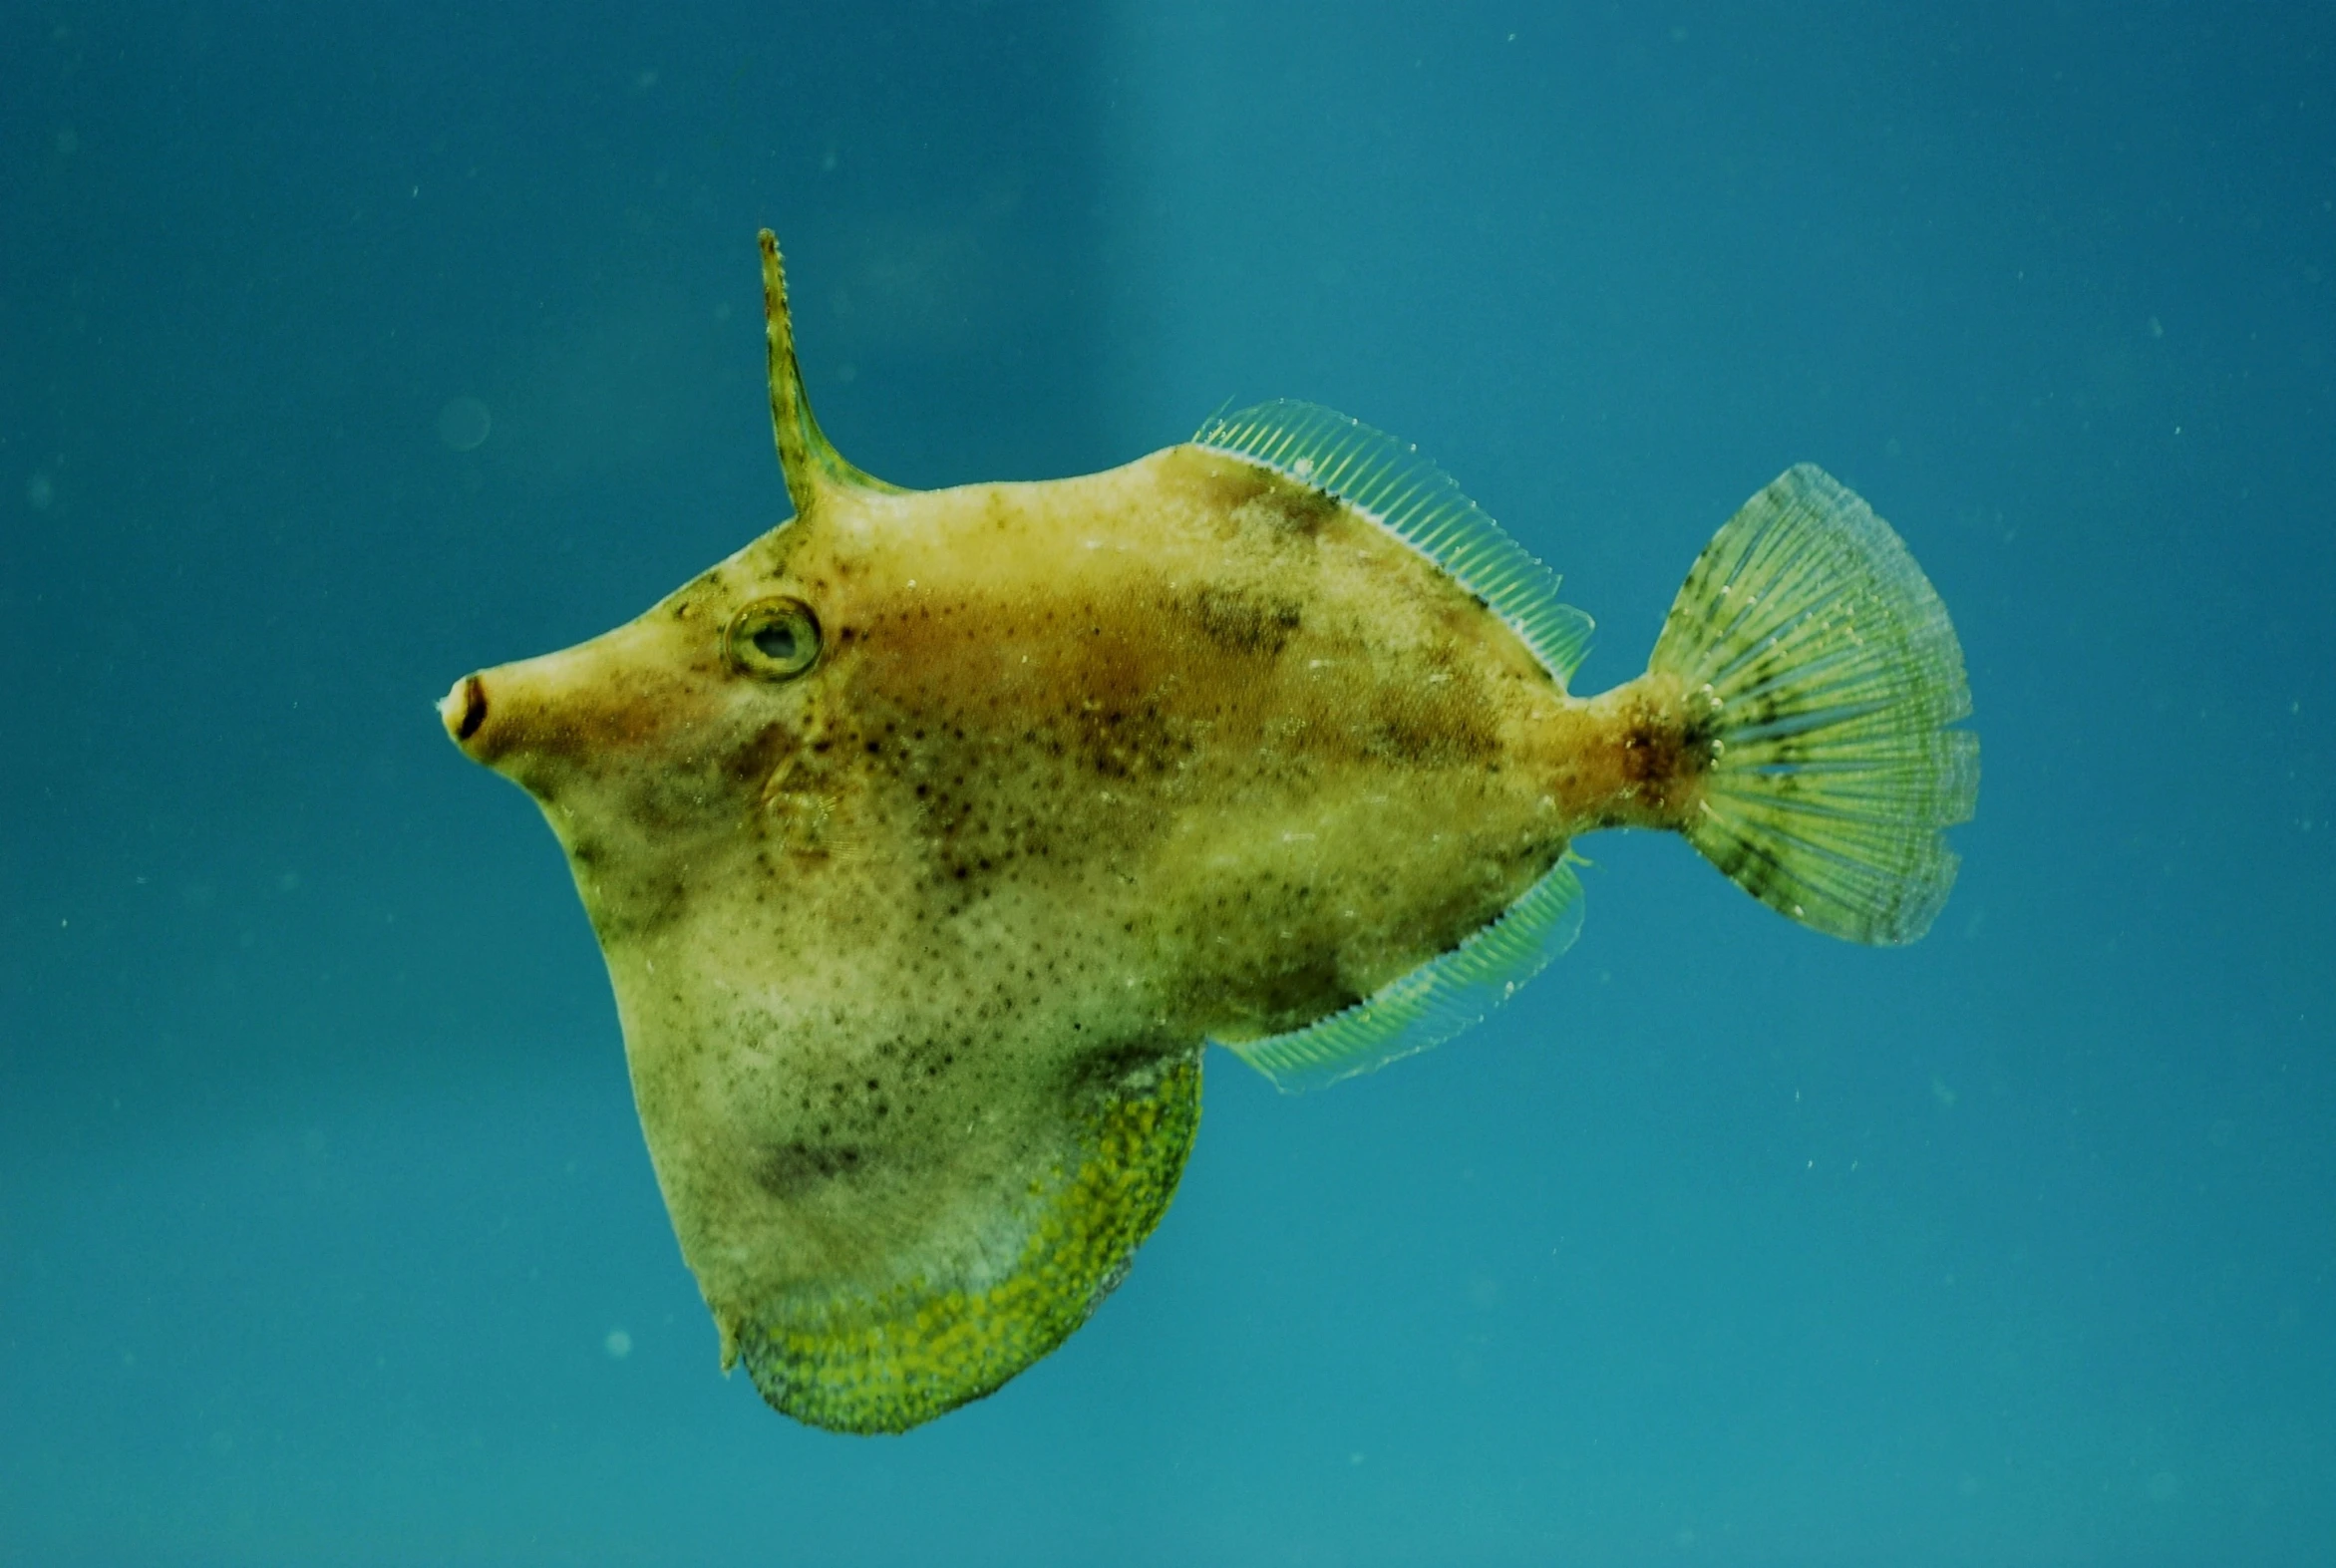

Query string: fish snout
[440,673,491,748]
[438,632,716,802]
[441,666,541,775]
[437,657,575,784]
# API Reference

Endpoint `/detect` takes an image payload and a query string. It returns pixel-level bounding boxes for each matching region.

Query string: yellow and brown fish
[442,229,1976,1434]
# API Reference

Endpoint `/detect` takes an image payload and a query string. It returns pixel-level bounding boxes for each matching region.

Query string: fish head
[439,517,835,867]
[436,484,1048,923]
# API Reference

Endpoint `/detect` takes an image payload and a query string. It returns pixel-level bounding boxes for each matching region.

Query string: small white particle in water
[605,1329,632,1359]
[26,472,54,509]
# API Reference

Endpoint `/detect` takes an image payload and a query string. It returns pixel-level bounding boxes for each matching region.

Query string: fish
[441,229,1977,1434]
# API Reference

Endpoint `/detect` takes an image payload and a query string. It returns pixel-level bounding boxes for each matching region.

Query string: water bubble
[604,1329,633,1359]
[438,396,493,452]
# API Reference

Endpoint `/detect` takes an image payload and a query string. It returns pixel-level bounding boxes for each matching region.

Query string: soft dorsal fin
[758,229,901,515]
[1214,857,1587,1093]
[1194,399,1594,685]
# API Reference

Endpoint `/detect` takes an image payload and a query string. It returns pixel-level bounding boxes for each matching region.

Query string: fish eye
[727,596,823,680]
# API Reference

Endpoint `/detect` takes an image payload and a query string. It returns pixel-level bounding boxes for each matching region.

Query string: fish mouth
[439,674,490,747]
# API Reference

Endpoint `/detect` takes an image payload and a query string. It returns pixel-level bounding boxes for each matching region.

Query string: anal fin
[1215,857,1586,1093]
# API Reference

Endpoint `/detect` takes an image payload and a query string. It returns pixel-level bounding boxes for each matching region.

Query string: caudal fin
[1650,465,1977,944]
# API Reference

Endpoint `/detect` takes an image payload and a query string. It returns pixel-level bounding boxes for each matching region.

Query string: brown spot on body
[1253,480,1343,536]
[728,721,801,787]
[755,1140,866,1196]
[1365,688,1499,769]
[1057,1034,1190,1109]
[1249,948,1362,1034]
[1189,585,1303,656]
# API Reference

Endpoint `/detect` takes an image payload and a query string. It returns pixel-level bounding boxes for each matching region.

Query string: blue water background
[4,4,2332,1562]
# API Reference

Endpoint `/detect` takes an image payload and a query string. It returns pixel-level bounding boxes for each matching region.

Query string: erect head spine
[758,228,898,521]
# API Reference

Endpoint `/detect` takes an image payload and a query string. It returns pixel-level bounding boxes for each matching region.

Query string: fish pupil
[753,622,801,662]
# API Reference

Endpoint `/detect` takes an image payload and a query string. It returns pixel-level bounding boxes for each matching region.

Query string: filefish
[441,230,1977,1433]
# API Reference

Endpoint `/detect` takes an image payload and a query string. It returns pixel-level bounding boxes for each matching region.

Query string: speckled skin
[441,236,1704,1432]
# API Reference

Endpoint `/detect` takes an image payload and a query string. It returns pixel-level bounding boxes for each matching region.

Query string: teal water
[4,5,2331,1563]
